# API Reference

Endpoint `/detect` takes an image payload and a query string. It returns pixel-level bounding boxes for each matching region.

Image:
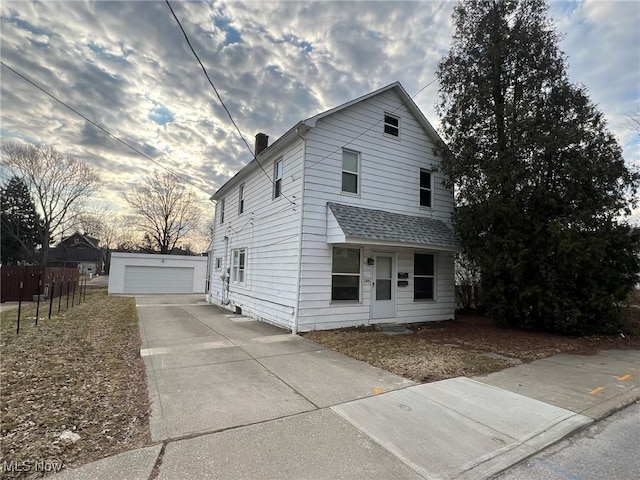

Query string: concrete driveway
[52,296,638,480]
[136,295,413,442]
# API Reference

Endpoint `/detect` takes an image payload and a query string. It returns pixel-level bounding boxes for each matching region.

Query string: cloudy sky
[1,0,639,227]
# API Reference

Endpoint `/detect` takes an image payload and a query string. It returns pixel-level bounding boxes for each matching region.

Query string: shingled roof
[328,202,459,250]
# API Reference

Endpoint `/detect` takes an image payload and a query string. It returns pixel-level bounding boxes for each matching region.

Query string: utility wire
[165,0,296,206]
[0,61,209,195]
[307,78,438,168]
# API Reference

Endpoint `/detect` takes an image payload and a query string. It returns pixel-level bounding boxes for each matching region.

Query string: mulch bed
[304,308,640,383]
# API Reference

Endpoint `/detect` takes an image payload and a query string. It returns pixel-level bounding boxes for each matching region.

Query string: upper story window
[384,113,400,137]
[238,184,245,214]
[420,170,432,208]
[274,159,283,199]
[220,199,225,224]
[341,150,359,195]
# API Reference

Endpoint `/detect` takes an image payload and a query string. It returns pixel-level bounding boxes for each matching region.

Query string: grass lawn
[0,288,149,479]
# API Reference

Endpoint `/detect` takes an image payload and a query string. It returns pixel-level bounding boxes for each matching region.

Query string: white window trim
[238,184,245,215]
[341,149,360,197]
[414,252,436,302]
[383,112,400,139]
[220,199,225,224]
[273,159,283,199]
[330,246,362,303]
[419,169,434,209]
[231,248,247,285]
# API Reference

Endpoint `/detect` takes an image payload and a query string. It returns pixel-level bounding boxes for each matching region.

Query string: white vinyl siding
[297,88,455,330]
[207,140,304,329]
[208,86,455,332]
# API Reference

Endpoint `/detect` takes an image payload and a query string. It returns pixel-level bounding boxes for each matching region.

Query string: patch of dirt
[0,289,150,479]
[304,310,640,383]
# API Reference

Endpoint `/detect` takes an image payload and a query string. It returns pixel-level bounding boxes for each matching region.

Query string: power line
[0,61,210,196]
[307,78,438,168]
[165,0,296,206]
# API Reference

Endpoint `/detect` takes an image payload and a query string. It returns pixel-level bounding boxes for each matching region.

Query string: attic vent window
[74,238,79,244]
[384,113,399,137]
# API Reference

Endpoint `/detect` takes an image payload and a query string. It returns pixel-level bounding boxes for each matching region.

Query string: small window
[384,113,399,137]
[220,199,225,224]
[238,184,245,214]
[341,150,359,195]
[215,257,222,270]
[331,247,360,301]
[232,248,246,284]
[414,253,435,300]
[420,170,432,208]
[274,160,283,198]
[73,237,80,244]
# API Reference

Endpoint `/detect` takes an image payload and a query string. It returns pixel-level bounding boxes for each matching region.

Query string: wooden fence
[1,266,80,302]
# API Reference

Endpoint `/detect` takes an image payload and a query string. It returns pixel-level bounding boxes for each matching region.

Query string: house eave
[210,122,308,201]
[329,236,459,252]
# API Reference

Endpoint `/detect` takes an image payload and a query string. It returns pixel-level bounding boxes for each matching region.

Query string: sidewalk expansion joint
[147,441,167,480]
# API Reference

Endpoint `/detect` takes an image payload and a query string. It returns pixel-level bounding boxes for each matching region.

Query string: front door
[371,253,395,319]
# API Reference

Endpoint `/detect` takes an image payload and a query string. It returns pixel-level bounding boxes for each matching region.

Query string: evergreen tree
[1,176,42,264]
[437,0,640,334]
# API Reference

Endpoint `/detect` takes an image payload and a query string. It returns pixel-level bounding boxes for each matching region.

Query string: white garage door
[123,266,194,294]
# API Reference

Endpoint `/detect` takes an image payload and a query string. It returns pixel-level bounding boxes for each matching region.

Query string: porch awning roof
[326,202,460,251]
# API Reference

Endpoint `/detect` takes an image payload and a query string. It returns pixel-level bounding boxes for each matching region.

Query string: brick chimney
[255,133,269,156]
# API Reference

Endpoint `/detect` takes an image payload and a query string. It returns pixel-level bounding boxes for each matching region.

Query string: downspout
[292,125,308,334]
[222,230,230,305]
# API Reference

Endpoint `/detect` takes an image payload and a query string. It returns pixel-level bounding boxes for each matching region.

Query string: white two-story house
[206,82,458,332]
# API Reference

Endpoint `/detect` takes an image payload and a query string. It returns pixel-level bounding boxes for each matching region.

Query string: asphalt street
[495,402,640,480]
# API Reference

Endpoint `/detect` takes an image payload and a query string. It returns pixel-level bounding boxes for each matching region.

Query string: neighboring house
[206,82,458,332]
[48,232,103,275]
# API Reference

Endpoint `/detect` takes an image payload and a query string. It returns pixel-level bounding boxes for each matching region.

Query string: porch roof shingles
[327,202,459,250]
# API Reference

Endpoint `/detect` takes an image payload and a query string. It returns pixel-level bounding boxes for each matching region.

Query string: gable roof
[211,82,444,201]
[304,82,445,147]
[60,232,100,249]
[327,202,459,251]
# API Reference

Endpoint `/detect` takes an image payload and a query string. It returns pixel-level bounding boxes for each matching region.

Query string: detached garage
[108,252,208,295]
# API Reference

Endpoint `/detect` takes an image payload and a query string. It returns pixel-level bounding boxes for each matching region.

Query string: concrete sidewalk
[53,296,640,480]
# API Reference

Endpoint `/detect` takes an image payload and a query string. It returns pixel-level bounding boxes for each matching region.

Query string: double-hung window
[420,170,432,208]
[384,113,399,137]
[232,248,246,284]
[274,159,283,198]
[238,184,245,214]
[414,253,435,300]
[331,247,360,301]
[220,199,225,224]
[341,150,359,195]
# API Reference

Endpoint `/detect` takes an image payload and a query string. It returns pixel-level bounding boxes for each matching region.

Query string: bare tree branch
[1,143,100,264]
[124,171,202,254]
